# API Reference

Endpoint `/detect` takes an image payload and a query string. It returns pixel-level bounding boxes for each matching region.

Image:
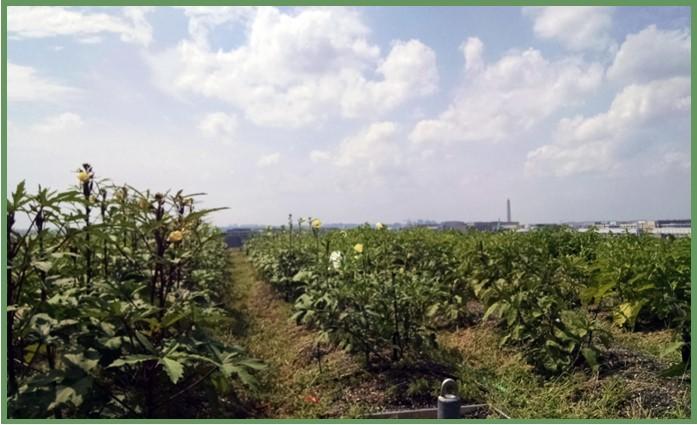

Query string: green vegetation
[246,219,690,376]
[6,169,690,418]
[7,165,263,418]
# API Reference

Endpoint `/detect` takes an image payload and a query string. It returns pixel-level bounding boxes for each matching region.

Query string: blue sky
[7,6,691,225]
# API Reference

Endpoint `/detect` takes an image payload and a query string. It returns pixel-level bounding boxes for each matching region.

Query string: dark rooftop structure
[655,219,691,228]
[223,228,256,248]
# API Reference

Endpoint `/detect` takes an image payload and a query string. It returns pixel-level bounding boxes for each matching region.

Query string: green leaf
[613,302,644,328]
[229,365,256,387]
[660,342,684,359]
[48,387,77,411]
[426,304,440,317]
[11,180,27,209]
[659,362,689,377]
[159,357,185,384]
[103,336,123,350]
[238,359,266,371]
[135,331,157,354]
[64,352,100,373]
[108,354,158,368]
[581,347,600,372]
[161,310,189,329]
[32,261,53,273]
[482,302,501,321]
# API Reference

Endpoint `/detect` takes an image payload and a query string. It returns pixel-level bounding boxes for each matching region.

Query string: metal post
[437,378,461,419]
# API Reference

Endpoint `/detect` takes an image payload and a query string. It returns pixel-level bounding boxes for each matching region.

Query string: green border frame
[0,2,694,423]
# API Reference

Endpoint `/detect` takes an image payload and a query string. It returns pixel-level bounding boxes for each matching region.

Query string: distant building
[441,221,469,231]
[223,228,255,248]
[440,221,519,232]
[596,226,639,235]
[655,219,691,228]
[528,223,563,230]
[500,222,519,231]
[653,227,691,237]
[575,219,691,238]
[653,219,691,238]
[637,220,656,233]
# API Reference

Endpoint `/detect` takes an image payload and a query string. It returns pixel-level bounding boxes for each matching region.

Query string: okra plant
[7,165,263,418]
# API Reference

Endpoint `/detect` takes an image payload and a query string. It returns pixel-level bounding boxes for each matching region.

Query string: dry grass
[439,322,690,418]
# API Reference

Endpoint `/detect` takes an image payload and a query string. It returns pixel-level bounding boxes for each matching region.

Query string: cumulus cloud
[9,63,78,103]
[305,122,407,191]
[257,152,281,167]
[307,122,401,170]
[462,37,484,73]
[410,39,603,145]
[333,122,400,170]
[524,6,614,51]
[8,6,153,46]
[148,7,438,128]
[34,112,85,133]
[199,112,238,141]
[525,77,690,177]
[607,25,691,84]
[178,6,256,47]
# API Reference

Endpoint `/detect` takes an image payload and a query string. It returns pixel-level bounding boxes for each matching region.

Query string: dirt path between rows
[226,249,365,418]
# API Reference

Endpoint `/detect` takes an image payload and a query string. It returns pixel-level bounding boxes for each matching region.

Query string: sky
[7,6,692,226]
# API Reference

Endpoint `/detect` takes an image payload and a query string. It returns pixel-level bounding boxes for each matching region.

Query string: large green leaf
[613,302,644,328]
[159,357,185,384]
[581,347,600,372]
[108,354,158,368]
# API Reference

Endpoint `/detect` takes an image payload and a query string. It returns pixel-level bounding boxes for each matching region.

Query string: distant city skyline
[8,6,691,226]
[221,215,692,229]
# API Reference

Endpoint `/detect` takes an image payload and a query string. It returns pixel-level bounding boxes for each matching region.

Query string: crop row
[7,165,262,418]
[246,217,690,375]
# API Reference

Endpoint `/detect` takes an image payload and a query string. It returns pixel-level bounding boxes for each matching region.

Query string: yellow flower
[77,170,91,183]
[354,243,364,254]
[376,222,385,230]
[167,230,184,243]
[311,218,322,229]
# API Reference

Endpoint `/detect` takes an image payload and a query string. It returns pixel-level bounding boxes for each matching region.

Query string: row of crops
[7,165,262,418]
[246,216,691,375]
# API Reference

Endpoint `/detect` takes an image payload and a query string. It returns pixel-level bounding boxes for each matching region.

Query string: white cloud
[8,63,78,102]
[148,7,438,128]
[607,25,691,84]
[410,40,603,145]
[307,122,401,170]
[257,152,281,167]
[644,150,691,176]
[304,122,406,191]
[178,6,256,47]
[461,37,484,73]
[8,6,153,46]
[659,151,691,170]
[199,112,238,141]
[524,6,614,51]
[525,77,690,177]
[34,112,85,133]
[309,150,331,163]
[334,121,400,170]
